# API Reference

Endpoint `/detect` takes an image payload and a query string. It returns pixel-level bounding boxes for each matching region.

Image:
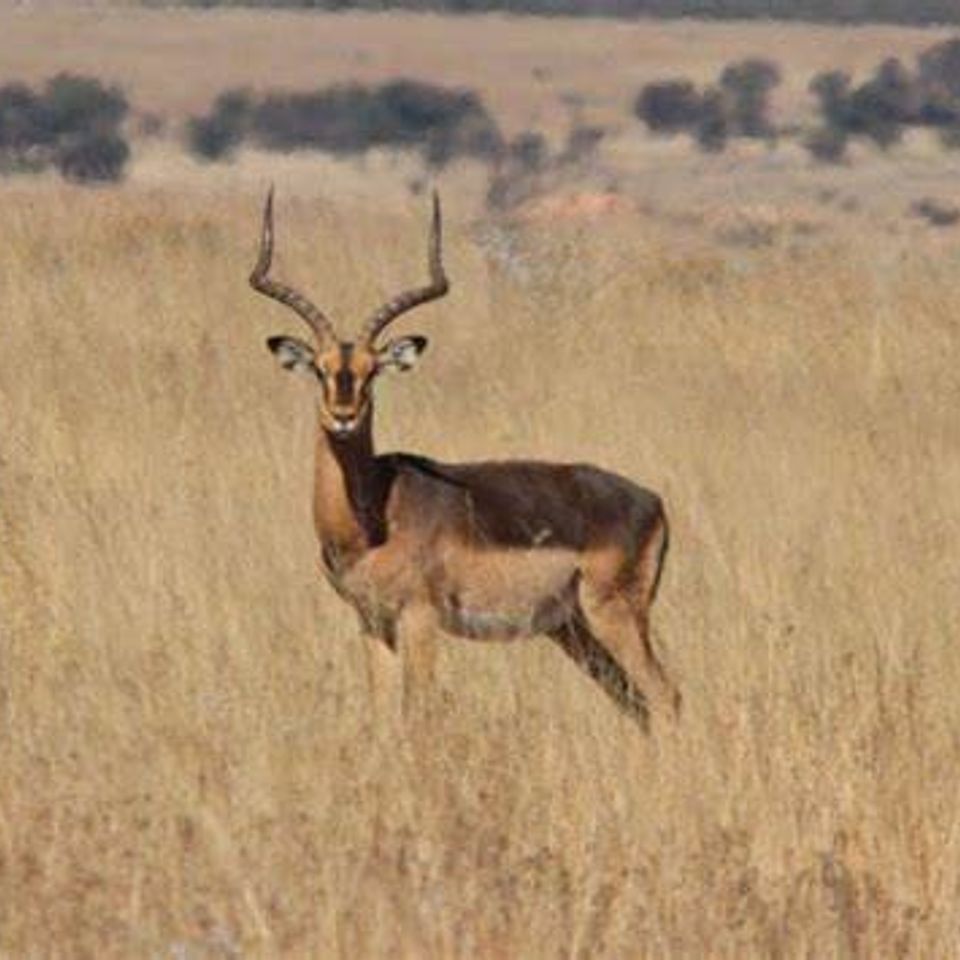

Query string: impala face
[251,187,447,437]
[267,335,428,438]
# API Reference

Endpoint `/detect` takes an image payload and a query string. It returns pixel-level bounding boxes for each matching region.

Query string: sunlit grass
[1,179,958,956]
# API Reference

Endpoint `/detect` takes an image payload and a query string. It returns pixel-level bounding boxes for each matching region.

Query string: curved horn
[249,187,337,343]
[362,190,449,345]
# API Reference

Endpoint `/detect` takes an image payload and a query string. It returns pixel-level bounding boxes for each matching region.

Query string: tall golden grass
[1,178,959,956]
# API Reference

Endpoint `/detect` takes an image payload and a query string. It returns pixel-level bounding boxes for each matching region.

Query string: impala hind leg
[629,605,682,719]
[579,529,680,728]
[548,615,650,730]
[630,511,682,718]
[577,591,679,728]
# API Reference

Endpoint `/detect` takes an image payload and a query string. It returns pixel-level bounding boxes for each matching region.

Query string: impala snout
[316,345,375,438]
[328,409,362,437]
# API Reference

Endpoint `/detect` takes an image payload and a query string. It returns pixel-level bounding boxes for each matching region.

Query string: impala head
[251,187,448,439]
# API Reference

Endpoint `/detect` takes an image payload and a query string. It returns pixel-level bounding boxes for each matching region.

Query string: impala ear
[377,335,428,373]
[267,336,316,376]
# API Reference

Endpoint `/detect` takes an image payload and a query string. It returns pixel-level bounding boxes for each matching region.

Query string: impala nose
[331,413,357,435]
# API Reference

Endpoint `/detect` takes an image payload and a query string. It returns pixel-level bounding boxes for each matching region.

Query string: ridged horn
[249,186,337,343]
[361,190,449,345]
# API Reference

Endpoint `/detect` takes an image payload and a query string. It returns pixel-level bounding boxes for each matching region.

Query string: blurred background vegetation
[145,0,960,25]
[10,32,960,226]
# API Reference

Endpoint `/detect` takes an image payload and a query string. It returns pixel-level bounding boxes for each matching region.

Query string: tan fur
[303,415,679,729]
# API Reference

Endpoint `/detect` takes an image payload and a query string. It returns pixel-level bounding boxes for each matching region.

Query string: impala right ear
[377,335,428,373]
[267,336,316,376]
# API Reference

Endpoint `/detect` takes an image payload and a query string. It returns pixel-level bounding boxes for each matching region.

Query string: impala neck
[313,407,390,559]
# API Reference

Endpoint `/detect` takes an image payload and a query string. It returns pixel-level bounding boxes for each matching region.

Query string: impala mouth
[329,416,359,437]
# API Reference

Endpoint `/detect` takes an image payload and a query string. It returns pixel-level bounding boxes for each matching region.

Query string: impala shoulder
[381,452,469,489]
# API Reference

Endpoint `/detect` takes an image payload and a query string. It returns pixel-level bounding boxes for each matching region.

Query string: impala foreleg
[362,631,402,729]
[398,604,440,720]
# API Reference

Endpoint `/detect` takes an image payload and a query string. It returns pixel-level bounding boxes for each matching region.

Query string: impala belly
[330,540,581,640]
[435,546,580,639]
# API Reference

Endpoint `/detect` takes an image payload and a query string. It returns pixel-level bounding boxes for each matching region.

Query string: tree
[720,58,781,138]
[634,80,701,133]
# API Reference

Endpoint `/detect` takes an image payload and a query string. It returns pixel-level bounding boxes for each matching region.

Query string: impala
[252,189,680,730]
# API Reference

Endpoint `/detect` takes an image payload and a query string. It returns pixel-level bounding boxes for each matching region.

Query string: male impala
[252,189,680,730]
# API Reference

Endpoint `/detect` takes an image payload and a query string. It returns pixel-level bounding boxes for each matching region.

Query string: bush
[810,70,851,130]
[55,133,130,183]
[804,46,960,162]
[0,84,52,170]
[845,58,916,147]
[634,58,780,152]
[719,58,781,138]
[0,74,130,182]
[375,80,502,165]
[42,74,128,138]
[187,89,253,160]
[871,58,919,120]
[633,80,702,133]
[914,38,960,132]
[807,60,919,159]
[804,124,849,163]
[252,86,374,153]
[694,87,729,152]
[918,37,960,101]
[187,80,503,167]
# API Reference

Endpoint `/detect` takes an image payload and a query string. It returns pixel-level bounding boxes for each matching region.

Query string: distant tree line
[806,38,960,160]
[635,37,960,163]
[11,36,960,192]
[0,74,130,182]
[148,0,960,26]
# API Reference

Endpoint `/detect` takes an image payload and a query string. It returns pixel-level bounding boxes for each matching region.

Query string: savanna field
[2,8,960,958]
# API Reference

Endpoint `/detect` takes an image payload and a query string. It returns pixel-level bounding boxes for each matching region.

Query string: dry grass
[1,8,960,957]
[2,172,960,957]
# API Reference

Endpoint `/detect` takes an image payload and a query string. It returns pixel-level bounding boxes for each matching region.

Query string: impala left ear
[267,335,317,376]
[377,335,428,372]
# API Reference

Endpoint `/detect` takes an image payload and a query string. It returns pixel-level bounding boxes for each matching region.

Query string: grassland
[2,8,960,958]
[2,176,960,957]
